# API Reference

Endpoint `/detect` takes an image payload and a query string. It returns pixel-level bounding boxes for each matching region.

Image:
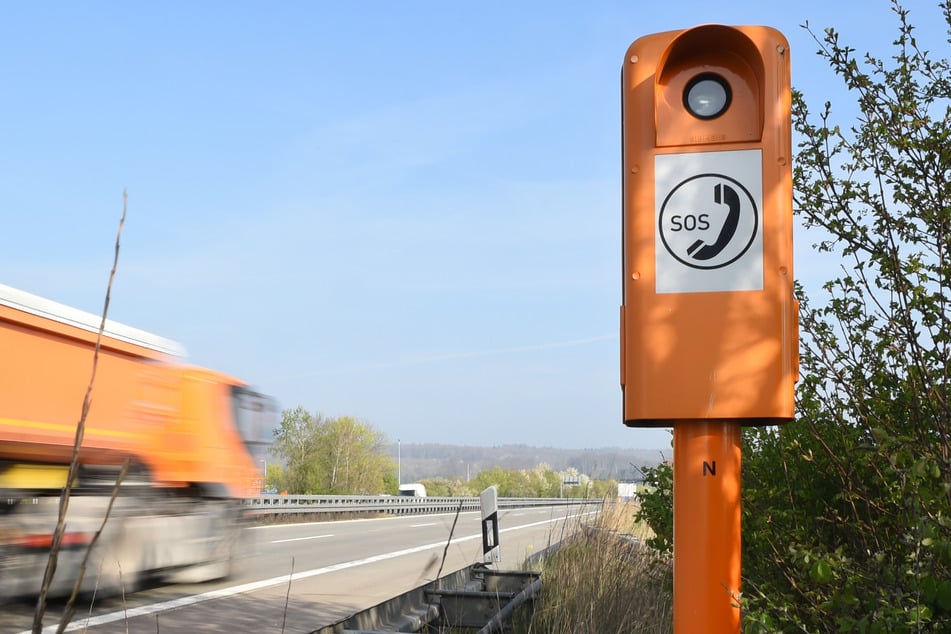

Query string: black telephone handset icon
[686,183,740,261]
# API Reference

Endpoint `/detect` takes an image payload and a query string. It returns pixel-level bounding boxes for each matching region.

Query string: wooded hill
[392,443,666,482]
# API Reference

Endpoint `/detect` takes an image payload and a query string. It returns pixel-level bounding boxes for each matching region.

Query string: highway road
[2,504,597,633]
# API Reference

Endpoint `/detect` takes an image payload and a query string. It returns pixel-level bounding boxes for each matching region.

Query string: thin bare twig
[58,459,132,633]
[281,557,295,634]
[33,190,128,633]
[435,501,465,583]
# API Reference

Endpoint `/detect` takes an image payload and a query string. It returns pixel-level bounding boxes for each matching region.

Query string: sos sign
[656,150,763,292]
[620,25,797,426]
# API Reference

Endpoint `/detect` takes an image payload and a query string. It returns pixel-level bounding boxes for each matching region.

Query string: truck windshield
[231,387,278,445]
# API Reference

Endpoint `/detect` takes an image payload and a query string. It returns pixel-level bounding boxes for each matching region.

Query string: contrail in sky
[372,334,619,368]
[277,334,618,380]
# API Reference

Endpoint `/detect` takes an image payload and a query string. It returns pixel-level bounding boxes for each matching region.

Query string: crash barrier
[243,495,591,516]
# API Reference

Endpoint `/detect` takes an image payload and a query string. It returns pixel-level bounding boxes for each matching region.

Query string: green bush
[638,3,951,631]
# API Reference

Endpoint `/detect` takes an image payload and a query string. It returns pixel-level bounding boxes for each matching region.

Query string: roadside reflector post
[620,24,796,634]
[480,485,501,564]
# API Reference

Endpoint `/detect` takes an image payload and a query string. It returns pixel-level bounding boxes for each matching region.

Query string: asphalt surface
[2,504,593,633]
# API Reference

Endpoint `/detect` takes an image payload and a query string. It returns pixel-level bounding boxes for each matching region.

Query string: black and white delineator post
[480,485,501,563]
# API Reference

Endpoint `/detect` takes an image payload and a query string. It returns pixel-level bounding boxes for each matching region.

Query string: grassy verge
[521,500,672,633]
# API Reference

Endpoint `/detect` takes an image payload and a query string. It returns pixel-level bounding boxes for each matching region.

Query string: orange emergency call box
[620,25,797,427]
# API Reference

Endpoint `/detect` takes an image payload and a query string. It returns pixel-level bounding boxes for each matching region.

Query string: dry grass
[521,501,672,634]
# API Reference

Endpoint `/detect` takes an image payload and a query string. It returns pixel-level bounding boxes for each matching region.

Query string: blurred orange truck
[0,284,276,598]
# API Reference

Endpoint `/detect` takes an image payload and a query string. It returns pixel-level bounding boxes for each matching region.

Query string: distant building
[617,480,639,501]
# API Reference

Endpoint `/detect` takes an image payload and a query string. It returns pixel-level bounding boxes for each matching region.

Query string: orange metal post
[673,420,742,633]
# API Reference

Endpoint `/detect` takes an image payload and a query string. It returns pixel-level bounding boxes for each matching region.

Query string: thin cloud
[372,334,619,369]
[274,334,617,381]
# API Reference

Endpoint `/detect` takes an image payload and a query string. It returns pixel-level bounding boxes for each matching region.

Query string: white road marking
[410,522,437,527]
[28,509,598,634]
[271,533,334,543]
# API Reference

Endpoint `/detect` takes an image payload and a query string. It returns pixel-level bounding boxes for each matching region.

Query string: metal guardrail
[243,495,592,516]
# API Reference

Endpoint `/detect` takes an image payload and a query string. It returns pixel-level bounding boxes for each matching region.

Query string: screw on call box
[620,25,798,427]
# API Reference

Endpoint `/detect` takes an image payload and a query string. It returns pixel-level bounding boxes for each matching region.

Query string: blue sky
[1,1,945,451]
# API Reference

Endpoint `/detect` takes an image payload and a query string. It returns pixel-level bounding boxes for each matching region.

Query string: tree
[638,3,951,630]
[471,466,518,497]
[263,462,281,492]
[271,407,396,495]
[465,464,613,499]
[315,416,394,494]
[419,476,472,497]
[528,464,563,498]
[272,406,324,494]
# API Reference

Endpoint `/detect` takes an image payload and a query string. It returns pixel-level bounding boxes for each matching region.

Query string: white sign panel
[655,150,763,293]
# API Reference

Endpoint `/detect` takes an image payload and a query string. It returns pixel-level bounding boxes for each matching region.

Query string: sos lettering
[669,214,710,231]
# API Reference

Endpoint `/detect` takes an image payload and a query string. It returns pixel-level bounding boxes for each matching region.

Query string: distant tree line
[264,407,617,499]
[396,443,658,481]
[421,465,618,499]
